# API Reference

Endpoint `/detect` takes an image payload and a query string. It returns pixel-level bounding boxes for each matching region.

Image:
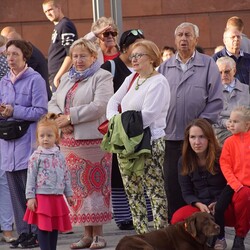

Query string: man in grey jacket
[158,22,223,221]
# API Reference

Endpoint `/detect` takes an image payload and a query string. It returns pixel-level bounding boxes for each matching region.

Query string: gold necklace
[135,71,154,90]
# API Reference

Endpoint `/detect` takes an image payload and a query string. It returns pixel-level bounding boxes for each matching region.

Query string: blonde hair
[232,106,250,122]
[91,16,118,33]
[131,39,162,67]
[0,35,7,47]
[36,113,60,145]
[69,38,98,59]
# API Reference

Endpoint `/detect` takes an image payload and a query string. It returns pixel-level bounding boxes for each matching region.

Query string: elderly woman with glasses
[102,29,156,231]
[213,56,250,145]
[104,40,170,234]
[84,16,120,64]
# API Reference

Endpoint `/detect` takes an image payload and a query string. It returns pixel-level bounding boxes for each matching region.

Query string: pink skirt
[23,194,72,232]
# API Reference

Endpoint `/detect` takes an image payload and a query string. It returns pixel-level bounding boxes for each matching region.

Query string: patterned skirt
[60,137,112,226]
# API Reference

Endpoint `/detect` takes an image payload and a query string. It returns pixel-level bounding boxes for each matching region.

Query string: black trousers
[214,185,234,238]
[163,140,186,221]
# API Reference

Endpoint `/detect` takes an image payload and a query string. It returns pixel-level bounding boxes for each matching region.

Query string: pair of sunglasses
[128,29,144,37]
[103,31,118,37]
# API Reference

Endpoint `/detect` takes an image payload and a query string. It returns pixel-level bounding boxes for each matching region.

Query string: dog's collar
[184,222,196,238]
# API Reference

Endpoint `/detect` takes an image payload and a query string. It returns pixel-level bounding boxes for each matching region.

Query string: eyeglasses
[102,31,118,37]
[129,53,148,61]
[225,35,242,40]
[219,69,233,75]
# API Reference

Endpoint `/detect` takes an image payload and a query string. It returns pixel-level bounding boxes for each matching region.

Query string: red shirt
[220,131,250,192]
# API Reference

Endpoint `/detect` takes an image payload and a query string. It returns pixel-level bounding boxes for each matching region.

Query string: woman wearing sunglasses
[84,16,119,64]
[105,40,170,234]
[102,29,156,231]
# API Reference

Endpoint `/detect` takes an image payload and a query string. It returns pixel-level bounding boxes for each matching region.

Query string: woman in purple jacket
[0,40,48,248]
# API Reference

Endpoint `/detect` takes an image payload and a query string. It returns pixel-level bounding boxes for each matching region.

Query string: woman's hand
[27,198,37,212]
[66,196,74,206]
[0,104,5,113]
[94,25,112,39]
[194,202,210,213]
[55,115,71,128]
[61,125,74,134]
[0,104,13,118]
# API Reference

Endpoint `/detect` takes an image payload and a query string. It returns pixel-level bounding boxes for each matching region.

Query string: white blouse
[107,72,171,140]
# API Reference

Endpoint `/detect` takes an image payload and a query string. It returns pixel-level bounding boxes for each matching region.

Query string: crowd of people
[0,0,250,249]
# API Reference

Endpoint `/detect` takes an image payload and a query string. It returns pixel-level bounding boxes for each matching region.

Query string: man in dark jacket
[213,27,250,88]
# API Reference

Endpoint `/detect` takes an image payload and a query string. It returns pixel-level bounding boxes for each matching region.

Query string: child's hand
[66,196,74,206]
[208,202,216,215]
[27,198,37,212]
[226,119,231,131]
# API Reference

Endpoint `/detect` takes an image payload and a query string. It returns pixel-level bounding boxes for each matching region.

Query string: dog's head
[184,212,220,244]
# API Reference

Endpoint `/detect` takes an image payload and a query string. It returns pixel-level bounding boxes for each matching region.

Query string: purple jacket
[158,51,223,140]
[0,67,48,171]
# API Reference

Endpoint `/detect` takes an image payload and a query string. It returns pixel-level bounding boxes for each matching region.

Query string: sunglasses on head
[128,29,144,37]
[102,31,118,37]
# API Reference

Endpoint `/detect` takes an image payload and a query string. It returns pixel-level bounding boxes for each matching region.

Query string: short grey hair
[216,56,236,69]
[174,22,199,37]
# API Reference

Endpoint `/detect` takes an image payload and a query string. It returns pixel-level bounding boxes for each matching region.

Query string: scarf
[10,64,28,84]
[68,60,101,83]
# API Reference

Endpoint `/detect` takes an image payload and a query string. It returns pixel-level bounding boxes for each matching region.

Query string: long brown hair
[181,118,221,175]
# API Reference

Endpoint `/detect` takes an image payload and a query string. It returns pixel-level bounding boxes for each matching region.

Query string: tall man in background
[42,0,78,91]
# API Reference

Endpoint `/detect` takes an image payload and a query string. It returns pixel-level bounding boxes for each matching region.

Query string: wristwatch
[67,115,71,124]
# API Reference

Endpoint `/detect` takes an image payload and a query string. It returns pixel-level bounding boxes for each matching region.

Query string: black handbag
[0,120,32,140]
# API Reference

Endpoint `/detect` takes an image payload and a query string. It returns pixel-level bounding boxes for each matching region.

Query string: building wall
[1,0,250,57]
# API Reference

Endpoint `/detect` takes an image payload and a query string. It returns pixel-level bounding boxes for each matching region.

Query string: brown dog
[116,212,220,250]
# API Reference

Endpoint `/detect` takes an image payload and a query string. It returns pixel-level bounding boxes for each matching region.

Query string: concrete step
[0,220,249,249]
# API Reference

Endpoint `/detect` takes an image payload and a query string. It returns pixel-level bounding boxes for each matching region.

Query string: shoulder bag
[98,73,139,135]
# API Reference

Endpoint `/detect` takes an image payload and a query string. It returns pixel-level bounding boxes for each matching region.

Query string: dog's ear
[185,214,197,238]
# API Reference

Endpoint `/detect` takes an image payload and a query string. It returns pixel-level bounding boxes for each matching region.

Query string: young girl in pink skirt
[24,113,74,250]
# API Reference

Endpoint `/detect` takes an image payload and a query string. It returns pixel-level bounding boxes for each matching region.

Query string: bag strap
[127,72,139,92]
[109,60,115,77]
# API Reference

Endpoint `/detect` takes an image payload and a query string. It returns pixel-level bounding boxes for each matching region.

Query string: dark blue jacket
[178,157,226,206]
[213,48,250,87]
